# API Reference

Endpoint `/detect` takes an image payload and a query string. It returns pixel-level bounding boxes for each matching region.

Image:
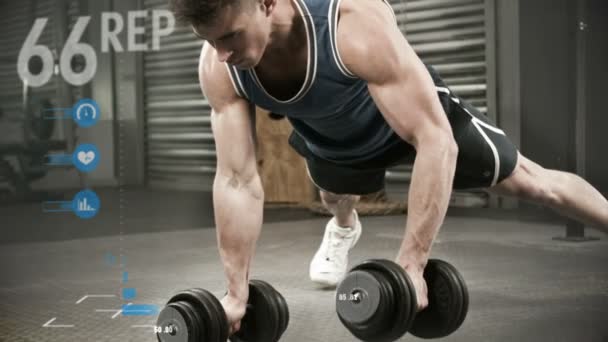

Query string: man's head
[170,0,276,69]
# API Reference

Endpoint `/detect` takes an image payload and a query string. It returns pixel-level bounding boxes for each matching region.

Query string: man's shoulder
[198,43,244,109]
[334,0,400,81]
[199,42,220,81]
[336,0,394,24]
[335,0,397,51]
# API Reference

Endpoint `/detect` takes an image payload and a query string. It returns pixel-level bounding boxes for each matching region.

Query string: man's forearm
[213,172,264,302]
[397,139,458,269]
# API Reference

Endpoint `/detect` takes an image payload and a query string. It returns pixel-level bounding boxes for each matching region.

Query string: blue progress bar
[42,201,72,213]
[46,154,72,166]
[43,108,73,120]
[122,304,159,316]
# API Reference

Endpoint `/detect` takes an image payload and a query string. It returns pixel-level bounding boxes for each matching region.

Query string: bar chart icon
[42,190,100,219]
[78,197,96,212]
[72,190,100,219]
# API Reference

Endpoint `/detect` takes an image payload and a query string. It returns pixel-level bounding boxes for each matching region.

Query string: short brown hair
[170,0,249,27]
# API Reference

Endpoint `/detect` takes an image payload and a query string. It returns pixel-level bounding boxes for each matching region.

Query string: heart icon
[77,151,96,165]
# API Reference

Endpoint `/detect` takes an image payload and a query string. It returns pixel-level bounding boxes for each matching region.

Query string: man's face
[193,1,271,69]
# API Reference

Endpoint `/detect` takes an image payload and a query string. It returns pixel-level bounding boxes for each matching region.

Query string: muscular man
[170,0,608,334]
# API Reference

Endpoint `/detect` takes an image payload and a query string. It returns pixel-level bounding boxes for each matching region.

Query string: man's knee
[522,179,563,207]
[320,190,339,204]
[499,157,563,207]
[320,191,358,206]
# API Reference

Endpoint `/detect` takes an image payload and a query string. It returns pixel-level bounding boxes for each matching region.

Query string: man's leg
[489,152,608,233]
[310,191,363,287]
[293,139,387,286]
[320,190,359,227]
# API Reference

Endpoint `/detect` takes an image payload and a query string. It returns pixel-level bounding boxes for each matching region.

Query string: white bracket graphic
[95,303,132,319]
[76,294,116,304]
[42,317,74,328]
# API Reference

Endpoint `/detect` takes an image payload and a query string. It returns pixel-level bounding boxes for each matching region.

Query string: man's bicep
[367,59,452,147]
[211,100,258,177]
[198,46,257,177]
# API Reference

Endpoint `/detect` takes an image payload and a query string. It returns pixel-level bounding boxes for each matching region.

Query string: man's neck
[261,0,306,63]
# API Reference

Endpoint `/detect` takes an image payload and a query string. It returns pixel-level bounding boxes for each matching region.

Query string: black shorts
[288,67,519,195]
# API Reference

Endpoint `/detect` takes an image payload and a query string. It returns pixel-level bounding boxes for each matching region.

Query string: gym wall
[502,0,607,198]
[0,0,605,203]
[519,0,576,175]
[584,0,608,194]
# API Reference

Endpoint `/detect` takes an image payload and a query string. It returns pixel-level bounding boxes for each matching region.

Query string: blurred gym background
[0,0,606,241]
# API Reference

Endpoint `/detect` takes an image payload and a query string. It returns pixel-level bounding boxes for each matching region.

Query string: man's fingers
[229,321,241,335]
[417,294,429,311]
[416,278,429,311]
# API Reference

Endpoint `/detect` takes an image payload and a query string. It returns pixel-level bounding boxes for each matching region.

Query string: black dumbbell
[335,259,468,341]
[157,279,289,342]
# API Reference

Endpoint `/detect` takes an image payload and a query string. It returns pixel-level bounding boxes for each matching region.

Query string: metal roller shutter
[0,2,32,146]
[143,0,215,190]
[0,0,61,145]
[385,0,489,207]
[0,0,78,193]
[66,0,83,104]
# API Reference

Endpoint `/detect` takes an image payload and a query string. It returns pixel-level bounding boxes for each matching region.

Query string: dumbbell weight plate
[157,289,225,342]
[250,280,289,341]
[159,280,288,342]
[273,285,290,340]
[372,259,418,341]
[187,289,230,342]
[410,259,468,339]
[447,261,469,333]
[156,301,200,342]
[433,260,469,335]
[231,280,280,342]
[335,270,384,328]
[336,261,410,342]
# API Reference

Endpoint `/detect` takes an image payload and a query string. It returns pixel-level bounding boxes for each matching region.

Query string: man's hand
[397,258,429,312]
[220,293,248,335]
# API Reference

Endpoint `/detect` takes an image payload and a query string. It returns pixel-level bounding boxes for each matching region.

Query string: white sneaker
[309,210,362,287]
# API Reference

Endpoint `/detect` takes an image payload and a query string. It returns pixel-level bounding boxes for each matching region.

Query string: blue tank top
[225,0,400,163]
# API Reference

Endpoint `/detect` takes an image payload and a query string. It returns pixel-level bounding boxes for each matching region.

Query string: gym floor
[0,188,607,342]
